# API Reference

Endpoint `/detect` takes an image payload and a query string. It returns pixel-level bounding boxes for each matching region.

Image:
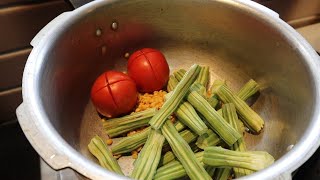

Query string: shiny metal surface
[40,159,82,180]
[17,0,320,179]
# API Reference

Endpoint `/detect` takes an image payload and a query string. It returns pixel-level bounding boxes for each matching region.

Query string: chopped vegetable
[166,76,208,135]
[237,79,259,101]
[177,74,219,110]
[222,104,240,132]
[207,95,219,108]
[91,61,272,180]
[154,152,204,180]
[163,129,198,152]
[168,81,240,145]
[214,168,232,180]
[131,129,165,180]
[209,79,226,93]
[88,136,123,175]
[103,108,157,137]
[127,48,169,93]
[166,81,240,146]
[196,129,221,149]
[190,142,201,153]
[111,127,150,155]
[207,80,227,108]
[195,66,210,87]
[174,120,187,132]
[149,64,201,129]
[112,121,186,155]
[167,75,179,92]
[186,87,241,146]
[213,83,264,133]
[175,101,208,135]
[222,103,253,177]
[90,71,138,118]
[190,82,207,97]
[203,146,274,171]
[206,166,216,177]
[173,69,186,81]
[163,129,198,150]
[211,79,259,103]
[155,160,185,180]
[161,120,211,180]
[159,151,176,166]
[160,141,202,167]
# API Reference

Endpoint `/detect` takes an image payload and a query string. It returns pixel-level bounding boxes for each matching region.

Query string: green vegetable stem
[154,152,205,180]
[175,101,208,136]
[173,69,186,81]
[103,108,157,137]
[167,75,179,92]
[214,168,232,180]
[187,86,241,146]
[161,120,211,180]
[222,103,254,177]
[131,129,165,180]
[149,64,201,129]
[88,136,123,175]
[237,79,259,101]
[195,66,210,87]
[196,129,222,149]
[203,146,274,171]
[112,121,186,155]
[213,83,264,133]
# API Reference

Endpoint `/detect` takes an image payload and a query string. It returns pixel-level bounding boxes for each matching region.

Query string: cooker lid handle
[16,103,69,170]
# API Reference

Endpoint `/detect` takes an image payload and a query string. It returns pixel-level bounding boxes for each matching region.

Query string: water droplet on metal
[96,29,102,36]
[111,21,118,31]
[286,144,294,151]
[101,45,107,55]
[124,52,130,58]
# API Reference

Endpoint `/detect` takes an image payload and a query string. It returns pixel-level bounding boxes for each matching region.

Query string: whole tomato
[91,71,138,118]
[127,48,169,93]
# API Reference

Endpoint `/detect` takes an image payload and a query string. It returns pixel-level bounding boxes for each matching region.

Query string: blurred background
[0,0,319,179]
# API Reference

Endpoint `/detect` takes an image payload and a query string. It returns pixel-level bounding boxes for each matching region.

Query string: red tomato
[91,71,138,118]
[127,48,169,93]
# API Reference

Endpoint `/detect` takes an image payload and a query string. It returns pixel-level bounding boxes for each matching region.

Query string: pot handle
[31,11,72,47]
[16,103,69,170]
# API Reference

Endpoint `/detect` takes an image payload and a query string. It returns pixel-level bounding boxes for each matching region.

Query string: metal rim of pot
[16,0,320,179]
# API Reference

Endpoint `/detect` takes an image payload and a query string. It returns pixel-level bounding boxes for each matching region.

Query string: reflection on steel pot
[16,0,320,179]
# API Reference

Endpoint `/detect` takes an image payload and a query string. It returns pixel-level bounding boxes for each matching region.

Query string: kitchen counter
[296,23,320,52]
